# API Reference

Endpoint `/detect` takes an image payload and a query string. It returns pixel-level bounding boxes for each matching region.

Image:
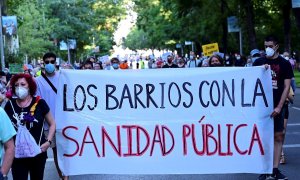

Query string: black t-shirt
[4,97,50,145]
[253,56,294,106]
[162,64,179,68]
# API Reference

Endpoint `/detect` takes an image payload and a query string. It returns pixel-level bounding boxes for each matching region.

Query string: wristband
[3,175,8,180]
[46,139,52,145]
[1,171,7,180]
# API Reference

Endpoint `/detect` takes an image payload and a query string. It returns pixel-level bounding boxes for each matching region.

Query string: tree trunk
[221,0,228,56]
[283,1,291,53]
[244,0,257,50]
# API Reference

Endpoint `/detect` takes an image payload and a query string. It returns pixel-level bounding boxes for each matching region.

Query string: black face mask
[210,63,221,67]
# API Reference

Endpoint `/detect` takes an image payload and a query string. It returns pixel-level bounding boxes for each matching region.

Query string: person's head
[87,57,96,63]
[250,49,260,58]
[209,54,224,67]
[201,59,209,67]
[43,52,57,74]
[10,73,37,99]
[167,55,173,64]
[24,69,33,76]
[82,60,93,70]
[0,81,6,103]
[246,57,252,64]
[111,57,120,70]
[3,68,9,75]
[264,35,279,59]
[104,60,111,70]
[60,63,74,70]
[178,58,185,68]
[94,62,103,70]
[0,70,7,85]
[119,61,129,69]
[156,60,164,68]
[250,49,260,63]
[282,52,290,60]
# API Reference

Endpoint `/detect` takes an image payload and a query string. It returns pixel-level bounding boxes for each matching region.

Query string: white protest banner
[56,67,274,175]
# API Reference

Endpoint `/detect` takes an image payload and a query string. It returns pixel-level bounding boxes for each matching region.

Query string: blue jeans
[0,171,4,180]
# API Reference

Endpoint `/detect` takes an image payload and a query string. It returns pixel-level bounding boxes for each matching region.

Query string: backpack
[15,125,42,158]
[10,97,43,158]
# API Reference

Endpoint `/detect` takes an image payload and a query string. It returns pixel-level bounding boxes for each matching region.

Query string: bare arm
[40,111,56,152]
[1,138,15,176]
[271,78,291,117]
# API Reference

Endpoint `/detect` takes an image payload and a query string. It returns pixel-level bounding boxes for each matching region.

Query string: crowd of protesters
[0,34,297,180]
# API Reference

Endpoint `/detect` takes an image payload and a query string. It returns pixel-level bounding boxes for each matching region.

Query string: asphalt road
[9,88,300,180]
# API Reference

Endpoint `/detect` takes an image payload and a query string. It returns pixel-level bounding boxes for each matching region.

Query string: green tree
[15,0,56,61]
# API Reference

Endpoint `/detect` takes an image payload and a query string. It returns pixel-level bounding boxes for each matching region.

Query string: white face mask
[265,47,275,57]
[15,87,29,99]
[152,63,157,69]
[284,56,289,60]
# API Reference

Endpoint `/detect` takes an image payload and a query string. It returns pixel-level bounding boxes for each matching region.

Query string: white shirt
[35,72,59,130]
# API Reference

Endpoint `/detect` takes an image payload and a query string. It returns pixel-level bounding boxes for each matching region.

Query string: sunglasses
[45,60,56,64]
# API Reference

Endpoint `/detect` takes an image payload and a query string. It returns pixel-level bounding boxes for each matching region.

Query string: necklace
[16,96,32,111]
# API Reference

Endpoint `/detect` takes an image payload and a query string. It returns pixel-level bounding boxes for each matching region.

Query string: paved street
[9,88,300,180]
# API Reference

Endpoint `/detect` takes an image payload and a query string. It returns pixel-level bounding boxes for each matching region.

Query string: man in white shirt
[35,52,63,179]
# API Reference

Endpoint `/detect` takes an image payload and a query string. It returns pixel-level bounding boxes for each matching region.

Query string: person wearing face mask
[150,59,156,69]
[111,57,120,70]
[234,54,246,67]
[104,60,112,70]
[187,56,199,68]
[81,59,93,70]
[178,58,186,68]
[4,73,55,180]
[253,35,294,180]
[250,49,261,65]
[35,52,65,179]
[208,54,224,67]
[0,71,8,108]
[162,55,178,68]
[0,82,8,108]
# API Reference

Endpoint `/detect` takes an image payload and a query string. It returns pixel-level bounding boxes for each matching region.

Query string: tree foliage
[15,0,57,59]
[126,0,300,56]
[5,0,126,62]
[4,0,300,62]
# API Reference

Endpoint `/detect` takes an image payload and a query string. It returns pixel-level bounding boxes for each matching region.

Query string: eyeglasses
[45,60,56,64]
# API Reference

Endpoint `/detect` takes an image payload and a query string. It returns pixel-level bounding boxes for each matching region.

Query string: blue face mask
[106,65,111,70]
[112,63,119,69]
[45,64,56,74]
